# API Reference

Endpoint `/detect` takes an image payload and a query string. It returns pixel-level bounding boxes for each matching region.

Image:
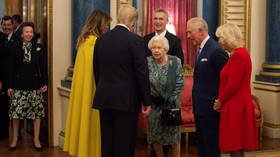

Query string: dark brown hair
[18,21,34,35]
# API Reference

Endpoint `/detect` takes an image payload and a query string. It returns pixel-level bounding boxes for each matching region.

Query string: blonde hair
[76,10,111,49]
[215,23,244,50]
[117,4,138,27]
[148,36,169,52]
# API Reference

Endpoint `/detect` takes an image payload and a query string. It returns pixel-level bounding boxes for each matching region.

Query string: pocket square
[201,58,208,62]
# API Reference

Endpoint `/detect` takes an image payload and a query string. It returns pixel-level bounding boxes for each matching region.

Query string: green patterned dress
[147,55,184,145]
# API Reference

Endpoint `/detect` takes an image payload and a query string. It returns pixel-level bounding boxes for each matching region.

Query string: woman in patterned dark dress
[7,22,48,151]
[147,36,184,157]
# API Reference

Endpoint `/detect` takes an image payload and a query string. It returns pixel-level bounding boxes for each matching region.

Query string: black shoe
[9,139,18,151]
[9,146,17,151]
[34,145,43,151]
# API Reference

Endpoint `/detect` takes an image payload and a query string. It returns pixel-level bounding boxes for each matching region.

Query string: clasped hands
[141,105,151,117]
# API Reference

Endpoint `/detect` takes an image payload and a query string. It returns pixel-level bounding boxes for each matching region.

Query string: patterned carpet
[222,149,280,157]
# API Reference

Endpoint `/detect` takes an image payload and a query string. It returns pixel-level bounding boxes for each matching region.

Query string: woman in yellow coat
[64,10,111,157]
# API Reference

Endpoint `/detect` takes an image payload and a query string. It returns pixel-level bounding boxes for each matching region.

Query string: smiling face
[21,26,34,43]
[1,19,13,35]
[153,12,168,34]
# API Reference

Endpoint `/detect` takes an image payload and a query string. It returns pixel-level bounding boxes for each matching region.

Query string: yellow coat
[64,35,101,157]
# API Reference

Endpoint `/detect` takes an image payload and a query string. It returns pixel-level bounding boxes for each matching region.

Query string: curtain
[143,0,197,67]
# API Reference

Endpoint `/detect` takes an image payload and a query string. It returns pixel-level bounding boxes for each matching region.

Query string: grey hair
[148,36,169,52]
[154,8,169,20]
[187,17,208,32]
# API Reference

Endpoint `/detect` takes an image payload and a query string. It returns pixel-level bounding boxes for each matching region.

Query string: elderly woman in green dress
[147,35,184,157]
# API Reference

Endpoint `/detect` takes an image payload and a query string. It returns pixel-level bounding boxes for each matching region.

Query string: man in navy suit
[187,17,228,157]
[144,8,184,65]
[93,5,151,157]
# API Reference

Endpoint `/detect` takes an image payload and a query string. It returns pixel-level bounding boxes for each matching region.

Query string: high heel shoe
[34,145,43,151]
[34,139,43,151]
[9,139,18,151]
[9,146,17,151]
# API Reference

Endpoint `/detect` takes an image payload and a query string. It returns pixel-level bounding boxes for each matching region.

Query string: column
[254,0,280,138]
[255,0,280,83]
[203,0,219,39]
[5,0,22,16]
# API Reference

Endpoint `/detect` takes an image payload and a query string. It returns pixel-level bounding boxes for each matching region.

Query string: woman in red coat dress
[213,23,258,157]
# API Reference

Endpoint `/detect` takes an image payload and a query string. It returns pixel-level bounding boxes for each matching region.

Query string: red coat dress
[218,47,258,151]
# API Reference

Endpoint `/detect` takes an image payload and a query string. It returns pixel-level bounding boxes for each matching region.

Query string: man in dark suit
[187,17,228,157]
[144,8,184,65]
[0,15,15,139]
[12,14,23,37]
[93,5,151,157]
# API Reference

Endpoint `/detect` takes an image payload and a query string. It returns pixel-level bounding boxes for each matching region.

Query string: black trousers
[195,115,220,157]
[0,94,10,139]
[99,109,138,157]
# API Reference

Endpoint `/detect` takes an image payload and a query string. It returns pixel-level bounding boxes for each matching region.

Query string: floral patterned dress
[8,41,47,120]
[147,55,184,145]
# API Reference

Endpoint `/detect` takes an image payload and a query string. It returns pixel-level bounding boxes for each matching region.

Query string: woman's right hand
[213,99,222,112]
[7,88,13,97]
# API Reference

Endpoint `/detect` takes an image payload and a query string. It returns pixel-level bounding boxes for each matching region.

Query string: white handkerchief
[201,58,208,62]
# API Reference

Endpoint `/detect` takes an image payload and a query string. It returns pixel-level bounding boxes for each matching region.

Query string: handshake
[151,95,165,106]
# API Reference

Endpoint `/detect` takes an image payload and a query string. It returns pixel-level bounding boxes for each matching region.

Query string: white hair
[148,36,169,52]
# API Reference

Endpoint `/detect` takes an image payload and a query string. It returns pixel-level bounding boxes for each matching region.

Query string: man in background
[0,15,14,139]
[1,15,14,41]
[144,8,184,65]
[12,14,23,36]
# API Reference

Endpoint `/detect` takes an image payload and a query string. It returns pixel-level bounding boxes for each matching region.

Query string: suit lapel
[194,38,212,70]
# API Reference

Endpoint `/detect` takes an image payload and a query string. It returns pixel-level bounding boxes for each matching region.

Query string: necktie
[196,47,201,60]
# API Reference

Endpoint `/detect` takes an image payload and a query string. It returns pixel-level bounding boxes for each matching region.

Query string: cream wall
[52,0,72,145]
[110,0,117,28]
[250,0,266,91]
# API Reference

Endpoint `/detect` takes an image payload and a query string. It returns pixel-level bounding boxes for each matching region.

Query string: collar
[155,30,167,37]
[200,35,210,50]
[116,24,130,31]
[7,32,13,41]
